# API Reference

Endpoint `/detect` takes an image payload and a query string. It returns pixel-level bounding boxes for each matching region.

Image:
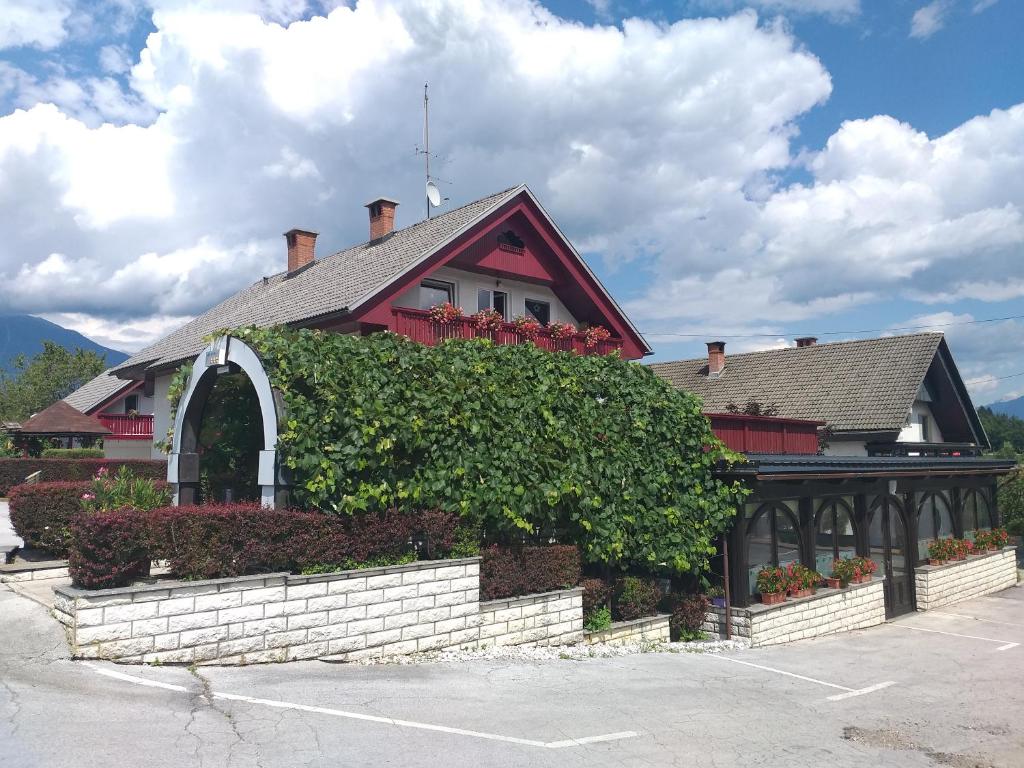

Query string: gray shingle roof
[63,370,134,414]
[112,185,524,375]
[648,333,944,433]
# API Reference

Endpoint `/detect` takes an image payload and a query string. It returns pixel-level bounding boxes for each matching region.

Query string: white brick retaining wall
[702,579,885,647]
[53,558,585,663]
[584,614,670,646]
[915,547,1017,612]
[477,589,583,647]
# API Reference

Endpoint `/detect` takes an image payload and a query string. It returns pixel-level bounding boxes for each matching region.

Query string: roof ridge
[649,331,943,368]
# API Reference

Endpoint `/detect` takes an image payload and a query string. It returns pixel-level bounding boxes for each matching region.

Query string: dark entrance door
[869,496,915,618]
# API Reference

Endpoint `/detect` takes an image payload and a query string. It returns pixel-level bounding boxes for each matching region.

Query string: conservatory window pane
[776,512,800,568]
[815,504,837,575]
[747,509,773,595]
[836,506,856,561]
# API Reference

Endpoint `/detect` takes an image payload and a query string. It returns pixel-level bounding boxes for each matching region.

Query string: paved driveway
[3,582,1023,767]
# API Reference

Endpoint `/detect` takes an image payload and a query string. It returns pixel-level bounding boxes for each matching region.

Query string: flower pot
[760,591,786,605]
[825,577,843,589]
[928,558,945,566]
[711,597,726,608]
[854,574,872,584]
[791,587,812,598]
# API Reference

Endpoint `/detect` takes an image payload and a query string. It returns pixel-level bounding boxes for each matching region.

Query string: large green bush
[999,467,1024,537]
[230,328,744,575]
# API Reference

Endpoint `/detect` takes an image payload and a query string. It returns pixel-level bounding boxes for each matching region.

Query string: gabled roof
[112,184,647,376]
[64,369,134,414]
[649,333,985,443]
[15,401,111,436]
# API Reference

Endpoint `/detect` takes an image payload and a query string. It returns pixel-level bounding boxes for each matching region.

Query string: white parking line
[887,623,1019,651]
[706,655,896,701]
[84,662,639,750]
[931,610,1024,631]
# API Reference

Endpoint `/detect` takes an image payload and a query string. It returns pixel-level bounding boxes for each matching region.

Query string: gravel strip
[356,637,749,666]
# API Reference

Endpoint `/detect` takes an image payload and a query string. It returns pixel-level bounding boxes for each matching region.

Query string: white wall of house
[823,440,869,457]
[897,400,943,444]
[98,391,155,417]
[105,439,155,460]
[151,373,173,460]
[391,266,578,325]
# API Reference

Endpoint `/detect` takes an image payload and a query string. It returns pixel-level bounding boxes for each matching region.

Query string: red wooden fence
[98,414,154,440]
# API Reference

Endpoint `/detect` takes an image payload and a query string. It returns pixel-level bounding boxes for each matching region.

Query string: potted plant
[831,558,856,587]
[512,314,542,340]
[429,302,462,325]
[756,566,788,605]
[927,539,948,566]
[852,556,878,583]
[472,308,504,334]
[785,563,820,598]
[823,565,844,590]
[707,585,726,608]
[547,321,577,341]
[990,528,1010,550]
[584,324,612,349]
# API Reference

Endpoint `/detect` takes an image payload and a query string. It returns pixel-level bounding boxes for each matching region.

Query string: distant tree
[0,342,108,422]
[999,467,1024,537]
[978,406,1024,455]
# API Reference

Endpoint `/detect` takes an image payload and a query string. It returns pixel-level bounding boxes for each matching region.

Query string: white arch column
[167,336,287,507]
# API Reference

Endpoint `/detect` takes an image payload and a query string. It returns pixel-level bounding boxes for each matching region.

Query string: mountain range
[0,314,128,376]
[985,396,1024,419]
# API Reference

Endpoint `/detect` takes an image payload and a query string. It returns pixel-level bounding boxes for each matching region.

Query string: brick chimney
[795,337,817,348]
[706,341,725,376]
[284,228,317,273]
[365,197,399,241]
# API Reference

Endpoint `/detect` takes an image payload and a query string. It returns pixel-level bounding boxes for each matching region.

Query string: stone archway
[167,336,288,507]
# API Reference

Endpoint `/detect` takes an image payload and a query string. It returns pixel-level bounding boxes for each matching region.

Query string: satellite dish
[426,180,442,207]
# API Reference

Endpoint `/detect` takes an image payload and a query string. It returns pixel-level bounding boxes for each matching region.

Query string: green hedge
[8,482,91,556]
[229,327,746,575]
[41,448,105,459]
[0,458,165,497]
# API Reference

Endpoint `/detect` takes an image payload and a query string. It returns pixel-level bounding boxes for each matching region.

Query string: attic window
[497,230,525,254]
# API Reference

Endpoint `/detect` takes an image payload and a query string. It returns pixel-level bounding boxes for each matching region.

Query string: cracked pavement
[2,583,1024,767]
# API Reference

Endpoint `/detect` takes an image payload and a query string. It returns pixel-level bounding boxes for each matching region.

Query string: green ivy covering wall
[229,327,746,575]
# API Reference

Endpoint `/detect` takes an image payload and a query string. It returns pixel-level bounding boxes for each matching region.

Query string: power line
[965,371,1024,385]
[642,313,1024,340]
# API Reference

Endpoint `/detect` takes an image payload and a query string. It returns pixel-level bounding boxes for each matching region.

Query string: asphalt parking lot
[2,582,1023,768]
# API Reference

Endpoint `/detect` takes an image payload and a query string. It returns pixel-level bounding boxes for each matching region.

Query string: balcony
[391,307,624,356]
[708,413,823,455]
[98,414,154,440]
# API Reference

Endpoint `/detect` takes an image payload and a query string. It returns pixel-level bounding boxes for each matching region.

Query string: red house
[96,184,652,457]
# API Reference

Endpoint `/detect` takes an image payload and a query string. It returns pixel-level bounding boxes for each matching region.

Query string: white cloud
[0,0,73,50]
[99,44,133,74]
[972,0,999,13]
[910,0,953,39]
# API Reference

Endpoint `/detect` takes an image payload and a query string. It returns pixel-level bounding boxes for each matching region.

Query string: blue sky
[0,0,1022,404]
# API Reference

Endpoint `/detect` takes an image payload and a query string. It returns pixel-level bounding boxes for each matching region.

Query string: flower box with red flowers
[547,321,577,340]
[583,324,612,349]
[429,302,463,325]
[755,566,788,604]
[471,308,504,334]
[511,315,542,340]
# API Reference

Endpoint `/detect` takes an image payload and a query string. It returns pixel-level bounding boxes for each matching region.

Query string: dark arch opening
[194,371,263,503]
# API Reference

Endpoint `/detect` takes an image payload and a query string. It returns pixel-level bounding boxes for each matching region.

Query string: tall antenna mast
[424,82,430,219]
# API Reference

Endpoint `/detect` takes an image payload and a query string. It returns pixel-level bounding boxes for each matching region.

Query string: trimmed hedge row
[9,480,171,557]
[9,482,90,557]
[478,544,581,600]
[0,458,165,496]
[68,505,475,589]
[41,448,104,459]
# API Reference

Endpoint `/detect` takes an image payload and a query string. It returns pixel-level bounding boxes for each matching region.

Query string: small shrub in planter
[80,466,171,515]
[584,605,612,632]
[851,556,878,582]
[8,481,91,557]
[927,539,950,565]
[974,528,1009,551]
[706,585,726,608]
[667,593,709,642]
[785,563,821,598]
[69,509,152,589]
[612,576,661,621]
[478,544,581,601]
[581,577,612,616]
[755,566,787,604]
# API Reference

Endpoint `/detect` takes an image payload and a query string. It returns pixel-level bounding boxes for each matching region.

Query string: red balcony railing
[98,414,154,440]
[391,307,624,356]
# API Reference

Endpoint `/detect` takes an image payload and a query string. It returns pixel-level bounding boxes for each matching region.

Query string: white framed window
[477,289,508,319]
[524,298,550,325]
[419,279,455,310]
